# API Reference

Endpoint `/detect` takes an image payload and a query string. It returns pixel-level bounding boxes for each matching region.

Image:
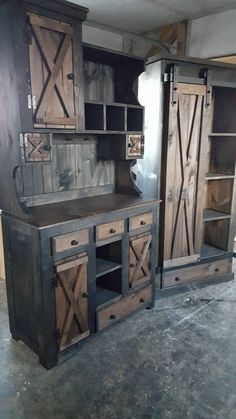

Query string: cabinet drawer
[162,259,230,288]
[129,212,153,231]
[97,286,152,331]
[96,220,124,242]
[52,229,89,255]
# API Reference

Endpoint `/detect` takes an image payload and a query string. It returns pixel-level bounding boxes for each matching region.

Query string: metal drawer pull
[82,292,89,298]
[71,239,79,246]
[215,267,220,272]
[109,228,116,234]
[140,298,145,303]
[130,263,135,268]
[110,314,116,320]
[67,73,74,80]
[140,220,146,226]
[175,277,180,281]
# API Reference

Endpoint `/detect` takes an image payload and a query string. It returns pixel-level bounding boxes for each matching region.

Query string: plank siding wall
[17,139,115,199]
[84,61,114,102]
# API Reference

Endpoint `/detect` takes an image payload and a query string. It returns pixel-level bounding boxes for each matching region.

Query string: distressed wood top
[30,194,161,227]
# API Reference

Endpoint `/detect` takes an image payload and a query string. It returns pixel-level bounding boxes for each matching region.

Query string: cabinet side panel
[137,61,163,200]
[9,224,38,346]
[0,2,28,218]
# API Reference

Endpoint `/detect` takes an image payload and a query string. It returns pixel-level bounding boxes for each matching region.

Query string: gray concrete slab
[0,263,236,419]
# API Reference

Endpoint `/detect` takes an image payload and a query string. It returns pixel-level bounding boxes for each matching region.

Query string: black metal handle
[140,220,146,226]
[43,144,51,152]
[215,267,219,272]
[82,292,89,298]
[109,228,116,234]
[175,277,180,282]
[110,314,116,320]
[71,239,79,246]
[130,263,135,268]
[140,298,145,303]
[67,73,74,80]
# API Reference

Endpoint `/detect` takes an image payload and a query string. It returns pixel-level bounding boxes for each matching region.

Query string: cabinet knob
[130,263,135,268]
[140,298,145,303]
[110,314,116,320]
[71,239,79,246]
[82,292,89,298]
[215,267,220,272]
[109,228,116,234]
[43,144,51,152]
[67,73,74,80]
[140,220,146,226]
[175,277,180,282]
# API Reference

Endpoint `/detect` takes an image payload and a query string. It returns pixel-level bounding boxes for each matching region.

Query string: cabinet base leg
[39,353,58,370]
[11,333,20,341]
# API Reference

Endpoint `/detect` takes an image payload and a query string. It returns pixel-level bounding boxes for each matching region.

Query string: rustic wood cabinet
[138,54,236,290]
[0,0,159,368]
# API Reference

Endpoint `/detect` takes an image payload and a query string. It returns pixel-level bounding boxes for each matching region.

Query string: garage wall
[187,9,236,58]
[83,22,163,57]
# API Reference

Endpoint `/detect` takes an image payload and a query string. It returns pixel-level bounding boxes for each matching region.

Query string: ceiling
[67,0,236,34]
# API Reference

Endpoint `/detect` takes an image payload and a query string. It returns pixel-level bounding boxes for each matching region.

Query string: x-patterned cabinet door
[129,233,152,288]
[27,13,77,129]
[55,253,89,351]
[164,83,211,268]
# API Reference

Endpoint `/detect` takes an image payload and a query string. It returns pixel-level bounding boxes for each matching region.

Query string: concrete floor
[0,262,236,419]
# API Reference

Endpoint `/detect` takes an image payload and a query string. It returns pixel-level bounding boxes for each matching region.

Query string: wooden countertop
[30,194,161,228]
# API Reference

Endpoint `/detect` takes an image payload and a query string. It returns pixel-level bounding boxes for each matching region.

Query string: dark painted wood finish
[3,200,159,369]
[142,55,236,290]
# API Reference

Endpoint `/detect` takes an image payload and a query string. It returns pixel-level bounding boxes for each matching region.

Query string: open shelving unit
[95,240,123,308]
[83,44,144,135]
[201,86,236,259]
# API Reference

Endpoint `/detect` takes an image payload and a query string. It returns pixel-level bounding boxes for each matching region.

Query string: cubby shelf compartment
[95,287,121,308]
[203,209,231,222]
[84,101,144,133]
[127,107,144,132]
[205,172,235,180]
[85,103,104,131]
[96,258,122,278]
[106,105,125,131]
[201,243,227,258]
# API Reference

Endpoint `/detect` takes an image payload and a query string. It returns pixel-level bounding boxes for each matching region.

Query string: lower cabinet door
[54,253,89,351]
[129,233,152,288]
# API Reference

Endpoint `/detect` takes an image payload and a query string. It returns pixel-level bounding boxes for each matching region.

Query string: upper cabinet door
[163,83,211,268]
[27,13,77,129]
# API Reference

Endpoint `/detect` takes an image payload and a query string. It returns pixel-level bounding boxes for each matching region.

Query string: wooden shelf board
[201,243,227,258]
[209,133,236,137]
[85,100,143,109]
[95,287,121,308]
[84,130,143,135]
[203,208,231,221]
[96,258,122,278]
[205,172,235,180]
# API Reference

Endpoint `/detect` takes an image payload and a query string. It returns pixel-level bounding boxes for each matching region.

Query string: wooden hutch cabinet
[0,0,159,369]
[138,54,236,290]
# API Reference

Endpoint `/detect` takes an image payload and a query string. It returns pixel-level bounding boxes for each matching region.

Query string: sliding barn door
[27,13,76,129]
[164,83,211,268]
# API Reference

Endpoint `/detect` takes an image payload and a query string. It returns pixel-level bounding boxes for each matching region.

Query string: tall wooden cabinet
[138,54,236,289]
[0,0,159,369]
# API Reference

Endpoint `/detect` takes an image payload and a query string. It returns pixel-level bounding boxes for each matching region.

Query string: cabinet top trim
[23,0,88,22]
